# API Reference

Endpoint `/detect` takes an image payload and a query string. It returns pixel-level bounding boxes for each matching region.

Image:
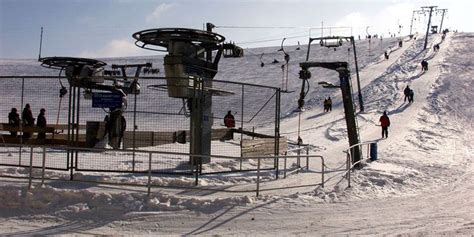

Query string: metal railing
[343,141,379,188]
[0,143,326,197]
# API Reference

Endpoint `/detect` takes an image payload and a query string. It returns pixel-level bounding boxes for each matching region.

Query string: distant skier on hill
[404,85,411,102]
[408,89,414,103]
[421,60,429,71]
[384,51,389,60]
[379,111,390,139]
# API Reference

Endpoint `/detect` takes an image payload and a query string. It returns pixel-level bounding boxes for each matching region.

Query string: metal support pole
[147,153,152,196]
[240,84,244,171]
[297,149,301,173]
[28,146,33,190]
[256,157,261,197]
[439,9,447,32]
[306,146,309,170]
[70,85,75,180]
[351,37,364,112]
[19,78,25,165]
[41,146,46,186]
[424,6,435,50]
[321,157,325,188]
[284,151,287,178]
[68,84,72,180]
[274,89,281,177]
[75,87,80,170]
[409,10,416,35]
[133,93,137,172]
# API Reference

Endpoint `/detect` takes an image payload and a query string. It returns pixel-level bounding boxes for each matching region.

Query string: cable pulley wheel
[132,28,226,51]
[40,57,106,70]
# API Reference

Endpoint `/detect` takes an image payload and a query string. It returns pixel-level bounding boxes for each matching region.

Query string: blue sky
[1,0,472,58]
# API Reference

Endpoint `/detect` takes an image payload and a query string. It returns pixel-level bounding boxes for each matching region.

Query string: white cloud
[334,12,370,36]
[79,39,151,58]
[146,3,174,23]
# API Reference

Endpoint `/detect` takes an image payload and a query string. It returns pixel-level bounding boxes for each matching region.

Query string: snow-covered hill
[0,32,472,235]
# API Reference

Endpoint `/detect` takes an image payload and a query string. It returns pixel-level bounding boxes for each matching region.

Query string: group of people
[7,104,47,139]
[323,97,332,112]
[404,85,415,103]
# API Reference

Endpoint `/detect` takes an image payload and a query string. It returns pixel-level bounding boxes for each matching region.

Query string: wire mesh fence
[0,76,281,174]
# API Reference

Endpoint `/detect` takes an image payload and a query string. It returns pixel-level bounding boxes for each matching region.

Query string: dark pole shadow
[186,197,281,235]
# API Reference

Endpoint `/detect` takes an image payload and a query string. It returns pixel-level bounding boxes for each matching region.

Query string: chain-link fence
[0,76,281,174]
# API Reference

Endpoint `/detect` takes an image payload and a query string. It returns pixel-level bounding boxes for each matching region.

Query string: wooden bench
[0,123,57,145]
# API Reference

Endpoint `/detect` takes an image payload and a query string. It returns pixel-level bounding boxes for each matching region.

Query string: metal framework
[304,36,364,112]
[298,62,361,164]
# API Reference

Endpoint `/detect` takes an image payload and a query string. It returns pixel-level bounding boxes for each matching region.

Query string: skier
[36,108,47,140]
[408,89,414,103]
[404,85,411,102]
[384,51,389,60]
[327,97,332,112]
[379,111,390,139]
[323,98,329,112]
[224,110,235,128]
[8,108,20,137]
[421,60,429,71]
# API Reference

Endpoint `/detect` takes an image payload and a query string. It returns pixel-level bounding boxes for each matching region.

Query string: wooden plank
[231,128,275,139]
[241,137,287,157]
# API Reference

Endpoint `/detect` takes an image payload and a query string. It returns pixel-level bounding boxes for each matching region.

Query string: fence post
[284,151,287,178]
[346,152,350,180]
[306,146,309,170]
[28,146,33,190]
[321,157,325,188]
[297,149,301,173]
[41,146,46,186]
[147,153,152,197]
[256,157,261,197]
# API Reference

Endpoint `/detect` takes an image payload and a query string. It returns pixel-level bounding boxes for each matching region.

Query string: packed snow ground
[0,32,473,235]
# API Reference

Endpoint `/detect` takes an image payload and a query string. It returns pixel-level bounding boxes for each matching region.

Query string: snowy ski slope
[0,32,472,235]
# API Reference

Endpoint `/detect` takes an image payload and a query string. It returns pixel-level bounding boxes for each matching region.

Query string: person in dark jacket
[408,89,414,103]
[36,108,47,140]
[327,97,332,112]
[224,110,235,128]
[323,98,329,112]
[421,60,429,71]
[8,108,20,137]
[22,104,35,139]
[404,85,411,102]
[379,111,390,139]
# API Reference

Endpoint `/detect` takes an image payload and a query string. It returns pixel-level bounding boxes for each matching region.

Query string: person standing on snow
[408,89,414,103]
[323,98,329,112]
[404,85,411,102]
[22,104,35,139]
[379,111,390,139]
[8,108,20,137]
[36,108,47,140]
[224,110,235,128]
[327,97,332,112]
[421,60,429,71]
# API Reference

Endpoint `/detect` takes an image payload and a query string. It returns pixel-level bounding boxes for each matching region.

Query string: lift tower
[133,26,225,165]
[298,62,361,165]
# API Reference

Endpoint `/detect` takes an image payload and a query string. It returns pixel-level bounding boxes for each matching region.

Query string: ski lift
[223,42,244,58]
[319,38,343,48]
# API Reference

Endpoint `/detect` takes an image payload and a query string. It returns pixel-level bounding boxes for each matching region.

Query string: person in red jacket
[379,111,390,138]
[224,110,235,128]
